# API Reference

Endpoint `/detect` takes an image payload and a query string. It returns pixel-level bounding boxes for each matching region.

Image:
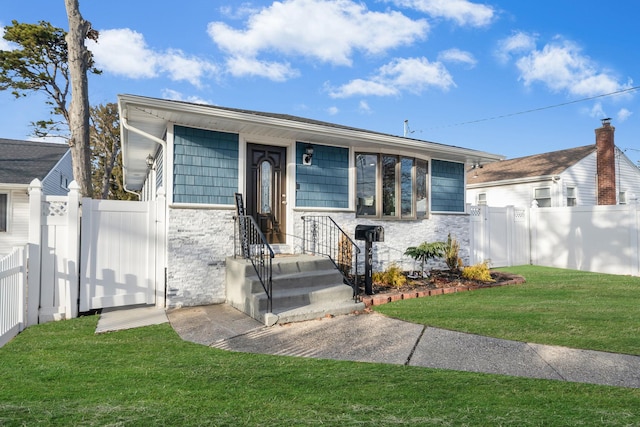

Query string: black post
[364,238,373,295]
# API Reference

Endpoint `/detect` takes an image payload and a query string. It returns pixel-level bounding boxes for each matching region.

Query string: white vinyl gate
[79,198,161,312]
[469,205,529,268]
[26,179,165,324]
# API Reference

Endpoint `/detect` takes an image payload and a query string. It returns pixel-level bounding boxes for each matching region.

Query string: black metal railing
[301,216,360,300]
[233,215,274,313]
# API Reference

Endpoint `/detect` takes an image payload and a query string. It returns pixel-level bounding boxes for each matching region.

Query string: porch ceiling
[118,94,504,191]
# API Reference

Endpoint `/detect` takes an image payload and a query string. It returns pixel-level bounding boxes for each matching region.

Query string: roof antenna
[404,119,417,137]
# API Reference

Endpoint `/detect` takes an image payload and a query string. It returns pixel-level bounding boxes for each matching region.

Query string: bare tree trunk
[64,0,93,197]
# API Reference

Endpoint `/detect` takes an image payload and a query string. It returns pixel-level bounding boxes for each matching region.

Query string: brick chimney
[595,118,616,205]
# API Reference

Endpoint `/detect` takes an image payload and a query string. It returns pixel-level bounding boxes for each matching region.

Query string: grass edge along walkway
[0,315,638,426]
[374,265,640,356]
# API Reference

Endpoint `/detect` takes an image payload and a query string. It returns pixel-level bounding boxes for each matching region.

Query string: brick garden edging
[359,274,526,308]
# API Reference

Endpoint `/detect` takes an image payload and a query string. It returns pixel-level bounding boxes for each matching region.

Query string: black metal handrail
[301,216,360,300]
[233,215,274,313]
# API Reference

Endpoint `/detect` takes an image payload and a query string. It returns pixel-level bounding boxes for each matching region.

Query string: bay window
[356,153,428,219]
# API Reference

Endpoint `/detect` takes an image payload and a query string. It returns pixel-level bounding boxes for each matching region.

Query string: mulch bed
[359,270,526,308]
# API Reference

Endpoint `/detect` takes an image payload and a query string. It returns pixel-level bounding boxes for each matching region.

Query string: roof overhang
[467,175,561,189]
[118,94,504,191]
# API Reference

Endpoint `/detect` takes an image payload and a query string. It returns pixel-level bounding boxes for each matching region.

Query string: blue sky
[1,0,640,164]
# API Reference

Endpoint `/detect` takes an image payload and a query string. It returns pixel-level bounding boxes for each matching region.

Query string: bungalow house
[467,119,640,208]
[118,94,502,321]
[0,138,72,256]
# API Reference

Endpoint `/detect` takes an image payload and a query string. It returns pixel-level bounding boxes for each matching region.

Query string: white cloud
[161,89,212,105]
[359,100,372,113]
[208,0,428,80]
[225,55,299,81]
[495,31,537,63]
[617,108,632,122]
[0,26,18,51]
[437,48,477,68]
[387,0,495,27]
[90,28,218,87]
[498,34,629,98]
[588,102,607,119]
[328,57,455,98]
[327,106,339,115]
[515,39,624,97]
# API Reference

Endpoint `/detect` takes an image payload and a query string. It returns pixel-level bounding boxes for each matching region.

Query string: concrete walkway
[97,303,640,389]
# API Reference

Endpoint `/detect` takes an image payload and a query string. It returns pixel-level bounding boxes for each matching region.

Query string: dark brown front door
[246,144,287,244]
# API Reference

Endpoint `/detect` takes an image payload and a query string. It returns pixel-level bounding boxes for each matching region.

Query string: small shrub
[372,264,407,289]
[444,233,463,272]
[404,241,445,277]
[462,262,494,282]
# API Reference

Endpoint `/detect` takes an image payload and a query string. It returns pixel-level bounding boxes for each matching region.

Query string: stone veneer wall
[292,210,470,273]
[166,207,470,307]
[167,207,235,308]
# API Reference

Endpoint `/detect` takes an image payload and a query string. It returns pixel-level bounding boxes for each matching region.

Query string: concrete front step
[252,282,355,312]
[226,254,362,326]
[246,268,344,293]
[263,299,365,326]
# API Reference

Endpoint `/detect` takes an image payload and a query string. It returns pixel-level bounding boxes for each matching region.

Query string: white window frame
[566,186,577,207]
[477,193,487,206]
[534,187,552,207]
[0,193,8,233]
[60,175,69,190]
[619,191,627,205]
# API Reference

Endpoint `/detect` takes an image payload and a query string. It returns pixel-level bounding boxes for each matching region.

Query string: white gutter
[119,105,167,196]
[467,174,562,188]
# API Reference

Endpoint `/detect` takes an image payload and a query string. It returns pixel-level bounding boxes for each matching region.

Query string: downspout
[120,114,167,198]
[120,112,169,308]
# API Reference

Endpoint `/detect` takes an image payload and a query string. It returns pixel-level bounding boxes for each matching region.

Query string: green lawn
[375,265,640,355]
[0,266,639,425]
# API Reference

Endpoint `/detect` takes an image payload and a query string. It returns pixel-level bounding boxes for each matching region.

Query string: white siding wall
[467,181,553,208]
[561,153,597,206]
[616,151,640,203]
[0,189,29,257]
[467,150,640,208]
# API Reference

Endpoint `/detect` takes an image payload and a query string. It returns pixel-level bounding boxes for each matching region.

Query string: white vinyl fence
[0,179,165,347]
[0,247,26,347]
[470,203,640,276]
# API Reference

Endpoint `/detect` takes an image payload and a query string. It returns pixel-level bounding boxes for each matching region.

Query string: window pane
[416,160,428,217]
[0,194,6,232]
[535,188,550,198]
[356,154,377,216]
[382,156,397,217]
[567,187,576,207]
[259,161,272,214]
[401,157,413,217]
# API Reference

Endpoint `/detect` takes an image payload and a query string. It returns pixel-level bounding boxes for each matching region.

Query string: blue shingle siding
[296,142,349,208]
[173,126,239,204]
[431,159,465,212]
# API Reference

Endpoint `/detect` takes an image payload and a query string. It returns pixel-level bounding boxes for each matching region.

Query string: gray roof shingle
[0,138,70,185]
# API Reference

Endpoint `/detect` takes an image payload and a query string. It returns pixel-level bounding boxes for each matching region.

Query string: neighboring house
[0,138,72,256]
[118,94,503,308]
[467,119,640,208]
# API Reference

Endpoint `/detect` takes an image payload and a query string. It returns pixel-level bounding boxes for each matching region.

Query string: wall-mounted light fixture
[146,154,155,170]
[302,144,314,165]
